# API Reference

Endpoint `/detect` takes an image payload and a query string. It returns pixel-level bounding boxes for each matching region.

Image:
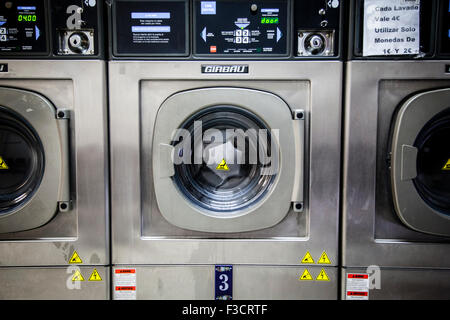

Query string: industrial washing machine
[0,0,109,299]
[342,0,450,299]
[109,0,343,300]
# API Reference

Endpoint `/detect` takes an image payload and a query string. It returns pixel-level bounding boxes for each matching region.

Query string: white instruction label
[363,0,420,56]
[346,273,369,300]
[114,268,137,300]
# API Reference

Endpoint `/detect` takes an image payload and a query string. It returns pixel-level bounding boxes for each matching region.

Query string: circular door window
[414,108,450,215]
[172,106,276,213]
[0,106,45,214]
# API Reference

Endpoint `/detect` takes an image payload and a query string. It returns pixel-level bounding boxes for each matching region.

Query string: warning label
[316,269,330,281]
[216,159,230,171]
[299,269,314,281]
[0,156,8,170]
[114,269,136,300]
[346,273,369,300]
[442,159,450,170]
[301,251,315,264]
[363,0,420,56]
[72,270,84,282]
[347,291,369,298]
[68,251,82,264]
[318,251,331,264]
[88,269,102,281]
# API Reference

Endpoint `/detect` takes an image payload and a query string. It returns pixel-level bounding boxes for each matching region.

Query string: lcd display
[114,0,188,56]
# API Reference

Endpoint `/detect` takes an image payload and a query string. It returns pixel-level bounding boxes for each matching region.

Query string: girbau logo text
[202,65,249,74]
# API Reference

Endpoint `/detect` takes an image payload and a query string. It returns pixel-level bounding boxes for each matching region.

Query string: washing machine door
[391,88,450,236]
[0,87,68,233]
[153,88,299,233]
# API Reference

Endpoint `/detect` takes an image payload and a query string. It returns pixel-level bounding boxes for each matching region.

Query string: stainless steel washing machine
[0,0,109,299]
[109,0,343,300]
[342,0,450,300]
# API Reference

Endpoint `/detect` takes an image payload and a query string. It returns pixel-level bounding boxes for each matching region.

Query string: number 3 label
[219,274,229,291]
[215,265,233,300]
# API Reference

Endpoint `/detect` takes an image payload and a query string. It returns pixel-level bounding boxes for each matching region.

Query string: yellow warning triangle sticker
[442,159,450,171]
[301,251,315,264]
[68,251,83,264]
[88,269,102,281]
[216,159,230,171]
[316,268,330,281]
[72,270,84,281]
[318,251,331,264]
[299,269,314,281]
[0,156,9,170]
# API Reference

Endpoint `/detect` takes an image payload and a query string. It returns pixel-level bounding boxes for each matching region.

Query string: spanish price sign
[363,0,420,56]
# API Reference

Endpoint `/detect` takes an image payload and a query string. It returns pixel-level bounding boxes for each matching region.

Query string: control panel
[111,0,344,59]
[0,0,104,58]
[114,0,188,56]
[0,0,47,54]
[194,0,289,56]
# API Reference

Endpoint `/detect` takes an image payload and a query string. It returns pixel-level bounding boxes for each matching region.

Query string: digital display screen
[194,0,289,56]
[18,14,37,22]
[261,17,279,24]
[0,0,47,54]
[114,0,188,56]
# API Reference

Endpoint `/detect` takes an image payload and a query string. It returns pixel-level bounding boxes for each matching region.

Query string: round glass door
[414,108,450,215]
[172,106,277,213]
[0,107,45,214]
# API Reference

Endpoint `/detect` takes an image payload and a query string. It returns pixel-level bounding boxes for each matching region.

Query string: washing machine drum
[0,87,68,233]
[391,88,450,236]
[153,88,299,233]
[173,107,276,213]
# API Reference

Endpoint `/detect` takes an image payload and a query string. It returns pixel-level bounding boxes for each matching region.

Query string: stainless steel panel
[390,89,450,236]
[376,80,450,242]
[141,80,309,239]
[0,266,110,300]
[343,61,450,269]
[152,87,298,233]
[234,266,337,300]
[0,60,109,266]
[0,88,65,233]
[113,265,337,300]
[341,267,450,300]
[109,61,342,266]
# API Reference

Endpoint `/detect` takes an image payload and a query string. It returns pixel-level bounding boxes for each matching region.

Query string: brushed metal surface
[0,266,110,300]
[0,60,109,266]
[343,61,450,269]
[113,265,337,300]
[0,88,67,233]
[342,267,450,300]
[152,87,297,233]
[390,89,450,236]
[376,79,450,242]
[141,80,309,239]
[109,61,342,266]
